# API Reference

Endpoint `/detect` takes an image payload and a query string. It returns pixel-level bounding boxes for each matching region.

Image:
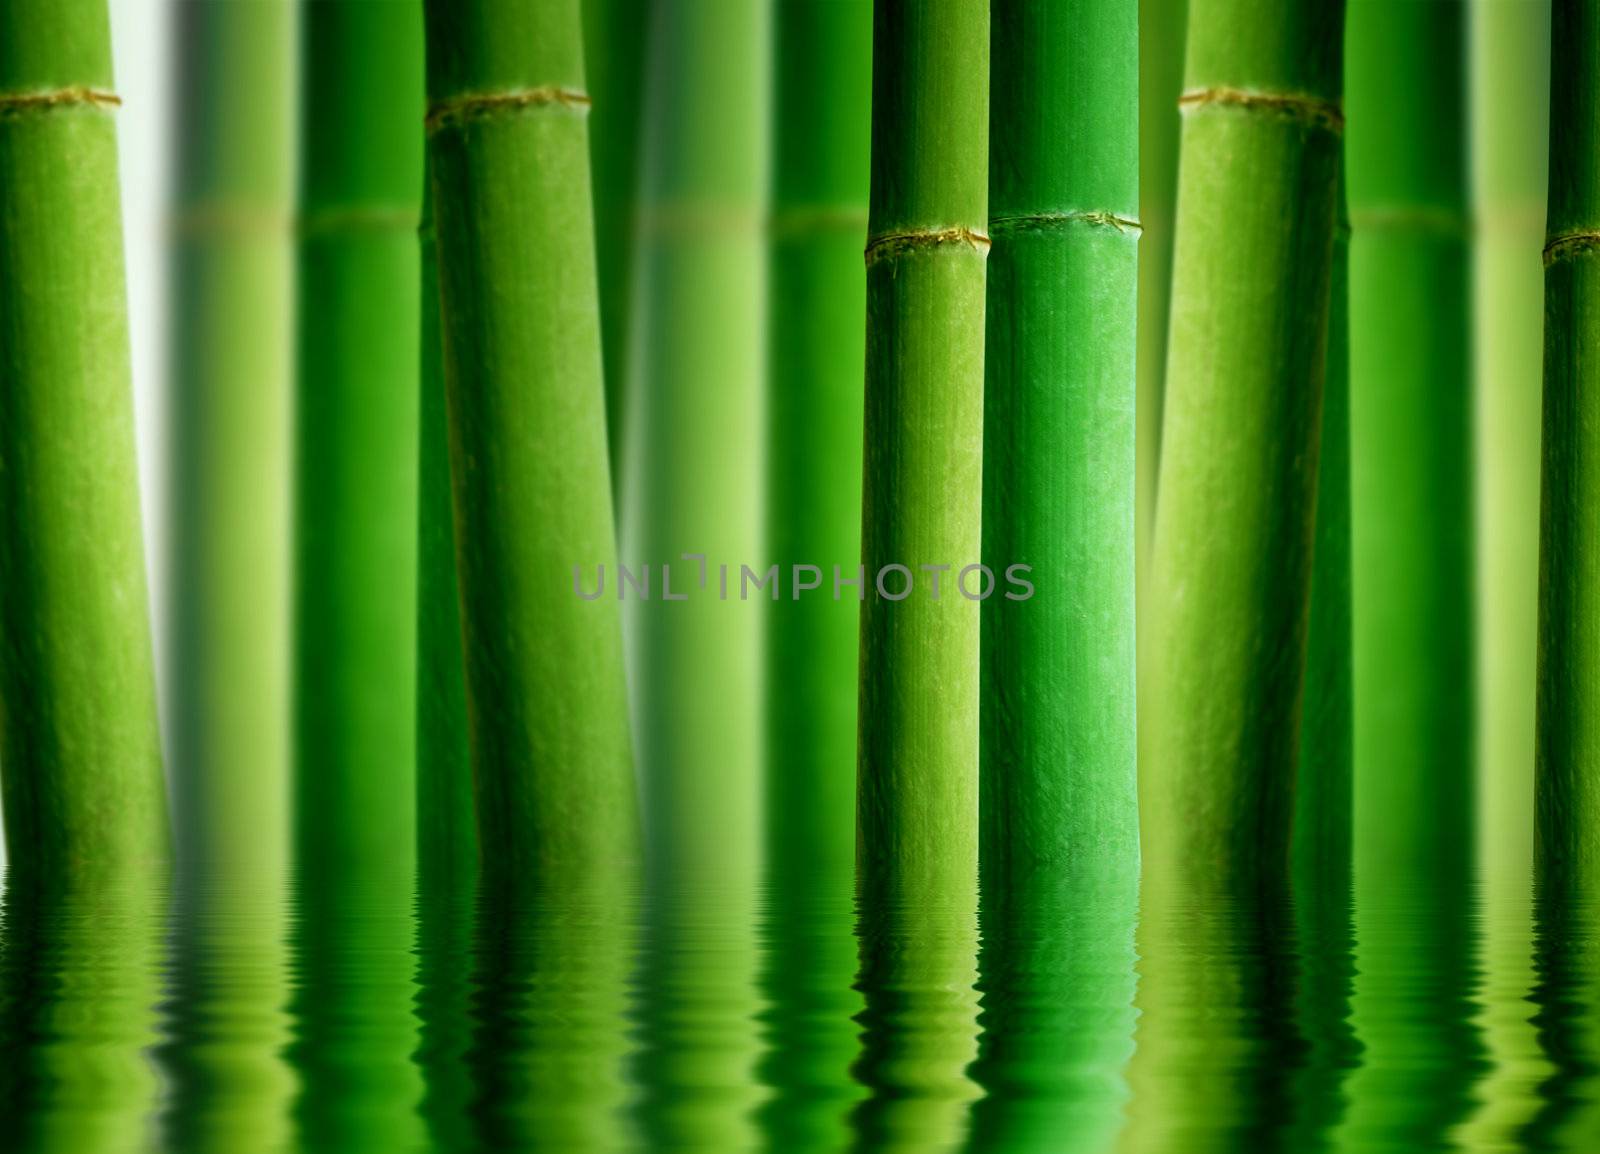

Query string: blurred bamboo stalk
[1463,3,1551,1146]
[424,0,637,889]
[292,0,423,891]
[1348,0,1473,895]
[759,0,871,1142]
[623,2,770,1142]
[169,0,294,885]
[982,0,1139,889]
[0,0,168,883]
[857,0,989,909]
[765,0,869,908]
[583,0,649,497]
[1536,0,1600,886]
[1140,0,1343,896]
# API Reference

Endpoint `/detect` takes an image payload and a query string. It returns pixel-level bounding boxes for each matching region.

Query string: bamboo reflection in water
[968,869,1139,1153]
[468,886,638,1152]
[850,891,981,1154]
[0,874,167,1154]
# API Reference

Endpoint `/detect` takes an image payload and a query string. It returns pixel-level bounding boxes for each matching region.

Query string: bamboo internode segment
[424,85,591,134]
[0,85,120,113]
[1178,85,1344,134]
[1544,229,1600,266]
[862,224,990,266]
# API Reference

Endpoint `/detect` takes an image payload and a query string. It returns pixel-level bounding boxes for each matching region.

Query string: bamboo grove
[1,0,1598,1058]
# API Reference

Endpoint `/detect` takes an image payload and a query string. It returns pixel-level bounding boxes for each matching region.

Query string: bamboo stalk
[759,0,871,1144]
[857,0,988,908]
[623,3,770,1146]
[1136,0,1187,567]
[0,0,167,882]
[582,0,649,494]
[1348,0,1474,895]
[1139,0,1344,895]
[765,0,869,911]
[1463,4,1551,1146]
[293,0,424,888]
[168,0,294,885]
[424,0,637,890]
[1536,0,1600,887]
[289,7,426,1144]
[623,0,768,891]
[415,179,475,895]
[981,0,1139,888]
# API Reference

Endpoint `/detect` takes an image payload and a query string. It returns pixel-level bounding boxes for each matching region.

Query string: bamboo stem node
[425,86,590,135]
[769,205,869,238]
[989,209,1142,237]
[1178,85,1344,135]
[863,225,991,267]
[299,205,419,237]
[1349,205,1469,237]
[0,85,120,115]
[1544,228,1600,267]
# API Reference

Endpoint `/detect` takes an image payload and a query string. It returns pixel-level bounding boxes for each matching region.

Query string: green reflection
[850,896,981,1154]
[468,889,638,1152]
[0,873,167,1154]
[968,870,1138,1154]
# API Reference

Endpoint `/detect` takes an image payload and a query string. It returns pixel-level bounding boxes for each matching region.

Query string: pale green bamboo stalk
[623,0,768,893]
[623,2,770,1146]
[857,0,988,909]
[1535,0,1600,884]
[0,0,167,884]
[168,0,294,886]
[1140,0,1344,896]
[1462,3,1551,1146]
[423,0,636,893]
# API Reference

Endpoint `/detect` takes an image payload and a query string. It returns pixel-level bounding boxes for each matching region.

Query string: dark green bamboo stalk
[1293,172,1352,896]
[758,1,871,1145]
[415,179,474,895]
[1136,0,1187,566]
[582,0,649,493]
[1139,0,1344,895]
[1536,0,1600,887]
[1348,0,1473,896]
[982,0,1139,888]
[424,0,637,889]
[290,9,425,1142]
[293,0,424,888]
[0,0,167,882]
[169,0,294,884]
[858,0,988,908]
[765,0,870,911]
